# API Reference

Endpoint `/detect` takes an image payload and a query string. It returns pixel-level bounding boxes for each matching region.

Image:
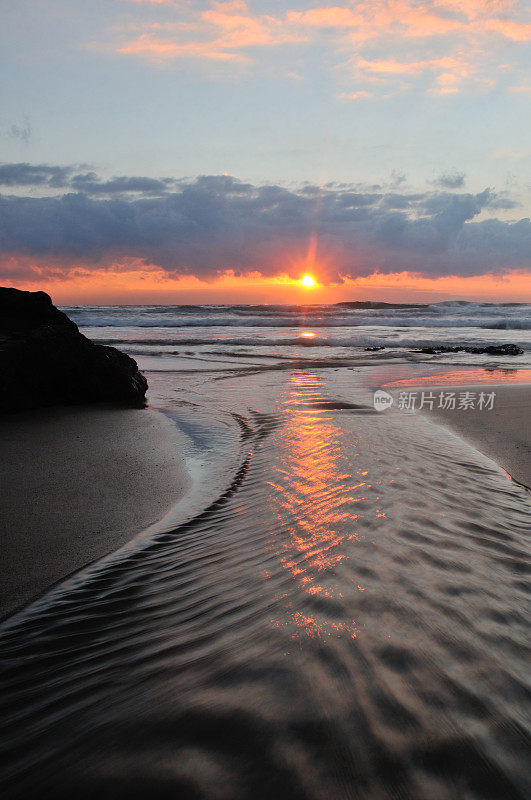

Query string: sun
[299,274,316,288]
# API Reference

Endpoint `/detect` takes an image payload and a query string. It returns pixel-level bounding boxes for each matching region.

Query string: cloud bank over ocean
[0,164,529,284]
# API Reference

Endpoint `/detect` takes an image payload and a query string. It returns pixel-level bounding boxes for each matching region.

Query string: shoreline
[1,378,528,620]
[0,405,190,618]
[409,384,530,489]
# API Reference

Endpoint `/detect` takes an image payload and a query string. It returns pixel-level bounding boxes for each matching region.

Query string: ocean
[1,301,530,799]
[68,300,531,361]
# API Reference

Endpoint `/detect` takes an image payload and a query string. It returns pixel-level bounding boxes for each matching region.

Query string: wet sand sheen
[0,368,530,799]
[417,385,530,489]
[0,405,190,618]
[376,376,529,488]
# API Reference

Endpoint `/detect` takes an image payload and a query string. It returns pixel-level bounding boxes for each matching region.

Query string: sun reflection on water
[266,371,380,642]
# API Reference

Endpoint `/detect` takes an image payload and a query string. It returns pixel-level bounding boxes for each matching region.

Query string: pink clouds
[104,1,530,96]
[201,1,305,49]
[348,54,478,94]
[287,6,364,29]
[338,90,373,100]
[354,56,466,76]
[483,17,531,41]
[115,1,306,64]
[119,35,249,63]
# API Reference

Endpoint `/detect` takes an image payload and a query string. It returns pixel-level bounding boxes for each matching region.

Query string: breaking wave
[96,335,531,353]
[64,302,531,331]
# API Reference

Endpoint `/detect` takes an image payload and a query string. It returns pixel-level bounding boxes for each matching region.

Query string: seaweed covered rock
[0,288,148,412]
[418,343,523,356]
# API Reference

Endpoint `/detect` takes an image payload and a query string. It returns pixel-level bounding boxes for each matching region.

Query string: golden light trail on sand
[265,372,375,642]
[384,368,531,386]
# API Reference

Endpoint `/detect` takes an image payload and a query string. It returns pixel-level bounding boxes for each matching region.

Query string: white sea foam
[65,302,531,331]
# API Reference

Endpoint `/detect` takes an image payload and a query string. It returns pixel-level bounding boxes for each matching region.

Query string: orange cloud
[201,1,305,48]
[337,90,373,100]
[483,18,531,41]
[96,1,531,96]
[287,1,522,42]
[354,56,466,75]
[434,0,517,18]
[10,262,531,305]
[115,0,306,62]
[119,35,250,62]
[348,54,475,93]
[287,7,364,29]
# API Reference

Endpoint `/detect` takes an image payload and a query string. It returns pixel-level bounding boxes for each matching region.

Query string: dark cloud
[0,167,529,281]
[0,163,72,188]
[69,173,177,195]
[0,163,180,195]
[433,172,466,189]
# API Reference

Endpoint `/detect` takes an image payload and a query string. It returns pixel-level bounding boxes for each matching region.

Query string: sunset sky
[1,0,530,303]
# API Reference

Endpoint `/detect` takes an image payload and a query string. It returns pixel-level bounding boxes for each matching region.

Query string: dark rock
[416,343,523,357]
[0,287,78,333]
[419,345,462,354]
[481,344,523,356]
[0,287,148,412]
[365,346,385,351]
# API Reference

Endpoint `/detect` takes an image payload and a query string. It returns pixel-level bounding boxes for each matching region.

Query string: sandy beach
[411,384,530,488]
[3,1,531,791]
[1,361,530,799]
[0,405,189,618]
[1,381,528,621]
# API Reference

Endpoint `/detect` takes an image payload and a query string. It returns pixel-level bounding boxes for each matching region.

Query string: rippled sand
[1,368,530,799]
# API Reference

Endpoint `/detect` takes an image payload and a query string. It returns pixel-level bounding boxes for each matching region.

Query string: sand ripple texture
[1,370,530,800]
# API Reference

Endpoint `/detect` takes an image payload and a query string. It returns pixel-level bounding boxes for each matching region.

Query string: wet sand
[1,369,530,799]
[0,405,189,618]
[413,384,530,489]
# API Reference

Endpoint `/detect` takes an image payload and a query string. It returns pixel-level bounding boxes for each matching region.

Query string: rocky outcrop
[0,287,148,412]
[417,343,524,356]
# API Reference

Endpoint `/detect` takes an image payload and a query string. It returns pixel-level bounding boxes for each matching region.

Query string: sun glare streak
[264,372,379,642]
[299,274,316,288]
